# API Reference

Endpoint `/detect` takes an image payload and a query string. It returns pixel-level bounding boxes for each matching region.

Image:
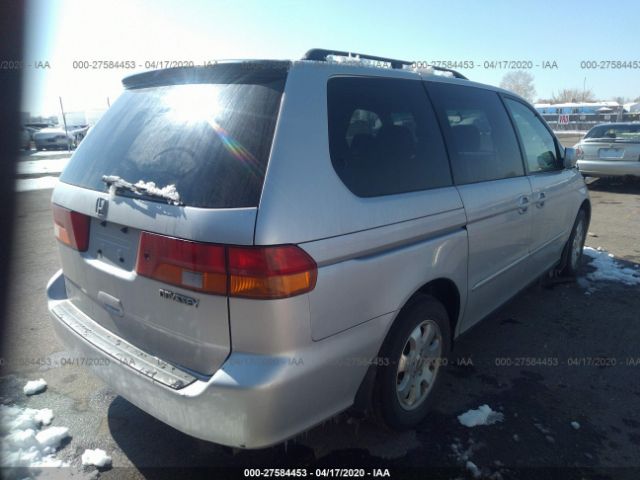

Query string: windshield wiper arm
[101,175,183,206]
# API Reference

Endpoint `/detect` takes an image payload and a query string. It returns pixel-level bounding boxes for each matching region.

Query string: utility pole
[59,96,70,152]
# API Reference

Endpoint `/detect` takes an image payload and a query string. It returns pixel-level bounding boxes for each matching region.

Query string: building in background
[535,102,639,131]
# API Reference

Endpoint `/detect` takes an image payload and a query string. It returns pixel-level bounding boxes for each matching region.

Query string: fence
[542,112,640,131]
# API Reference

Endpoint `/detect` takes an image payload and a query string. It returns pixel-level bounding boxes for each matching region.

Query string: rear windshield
[584,124,640,142]
[60,65,287,208]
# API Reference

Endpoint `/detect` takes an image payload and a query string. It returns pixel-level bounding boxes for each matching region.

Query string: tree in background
[551,88,596,103]
[499,71,536,102]
[614,96,627,105]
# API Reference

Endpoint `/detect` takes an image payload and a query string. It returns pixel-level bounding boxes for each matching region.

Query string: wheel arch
[413,278,461,340]
[352,277,461,414]
[580,198,591,225]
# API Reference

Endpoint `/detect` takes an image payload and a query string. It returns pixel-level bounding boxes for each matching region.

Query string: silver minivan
[47,49,590,449]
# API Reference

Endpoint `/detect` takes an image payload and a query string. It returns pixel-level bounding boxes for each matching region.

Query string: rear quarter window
[60,65,287,208]
[327,76,452,197]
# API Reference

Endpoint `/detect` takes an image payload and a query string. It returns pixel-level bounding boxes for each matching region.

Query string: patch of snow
[102,175,181,205]
[16,158,70,175]
[577,276,596,295]
[0,404,69,469]
[325,54,391,69]
[23,379,47,396]
[35,408,54,426]
[15,176,59,192]
[26,150,73,159]
[134,180,181,204]
[1,405,52,432]
[451,440,473,463]
[553,130,588,135]
[582,247,640,286]
[466,460,481,478]
[402,63,455,77]
[458,405,504,427]
[81,448,112,468]
[36,426,70,450]
[326,53,361,64]
[571,421,580,430]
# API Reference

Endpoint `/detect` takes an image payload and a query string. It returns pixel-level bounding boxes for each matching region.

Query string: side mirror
[563,147,577,169]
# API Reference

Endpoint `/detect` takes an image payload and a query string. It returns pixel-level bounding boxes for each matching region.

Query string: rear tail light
[135,232,317,299]
[576,146,584,160]
[52,204,90,251]
[228,246,317,299]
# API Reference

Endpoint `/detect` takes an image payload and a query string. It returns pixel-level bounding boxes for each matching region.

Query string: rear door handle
[517,195,530,214]
[536,192,546,208]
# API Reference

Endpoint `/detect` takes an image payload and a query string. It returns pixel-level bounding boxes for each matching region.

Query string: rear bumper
[34,139,69,149]
[577,160,640,177]
[47,270,380,448]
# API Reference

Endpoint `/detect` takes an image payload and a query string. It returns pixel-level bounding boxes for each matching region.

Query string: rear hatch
[53,62,289,375]
[579,124,640,161]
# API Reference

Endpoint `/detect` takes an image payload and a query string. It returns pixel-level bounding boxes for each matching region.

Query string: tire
[374,294,451,430]
[560,209,588,277]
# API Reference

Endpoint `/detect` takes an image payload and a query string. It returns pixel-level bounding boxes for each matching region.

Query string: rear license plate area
[598,148,624,159]
[89,219,139,270]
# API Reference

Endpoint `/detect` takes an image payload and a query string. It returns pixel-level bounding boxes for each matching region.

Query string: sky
[22,0,640,118]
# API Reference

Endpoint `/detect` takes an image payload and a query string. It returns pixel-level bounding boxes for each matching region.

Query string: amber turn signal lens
[228,245,317,299]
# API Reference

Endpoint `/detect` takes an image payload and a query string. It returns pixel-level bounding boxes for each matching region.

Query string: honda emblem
[95,198,109,217]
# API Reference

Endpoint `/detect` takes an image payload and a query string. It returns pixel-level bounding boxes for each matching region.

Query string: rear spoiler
[122,61,291,89]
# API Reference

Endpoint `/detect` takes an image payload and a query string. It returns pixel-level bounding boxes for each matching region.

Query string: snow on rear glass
[60,81,283,208]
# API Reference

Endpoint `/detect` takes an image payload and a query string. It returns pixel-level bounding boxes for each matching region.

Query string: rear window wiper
[101,175,183,206]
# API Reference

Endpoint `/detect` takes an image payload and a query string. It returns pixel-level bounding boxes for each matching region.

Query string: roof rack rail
[301,48,468,80]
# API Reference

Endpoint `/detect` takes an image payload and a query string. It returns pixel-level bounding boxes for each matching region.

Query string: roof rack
[301,48,468,80]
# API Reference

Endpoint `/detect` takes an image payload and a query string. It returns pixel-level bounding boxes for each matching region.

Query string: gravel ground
[1,174,638,479]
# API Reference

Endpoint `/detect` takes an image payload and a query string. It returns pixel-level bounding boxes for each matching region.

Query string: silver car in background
[47,49,590,449]
[576,122,640,178]
[34,125,89,150]
[33,126,76,150]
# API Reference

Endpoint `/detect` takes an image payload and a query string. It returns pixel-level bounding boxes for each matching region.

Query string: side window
[327,77,452,197]
[504,98,560,173]
[426,83,524,185]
